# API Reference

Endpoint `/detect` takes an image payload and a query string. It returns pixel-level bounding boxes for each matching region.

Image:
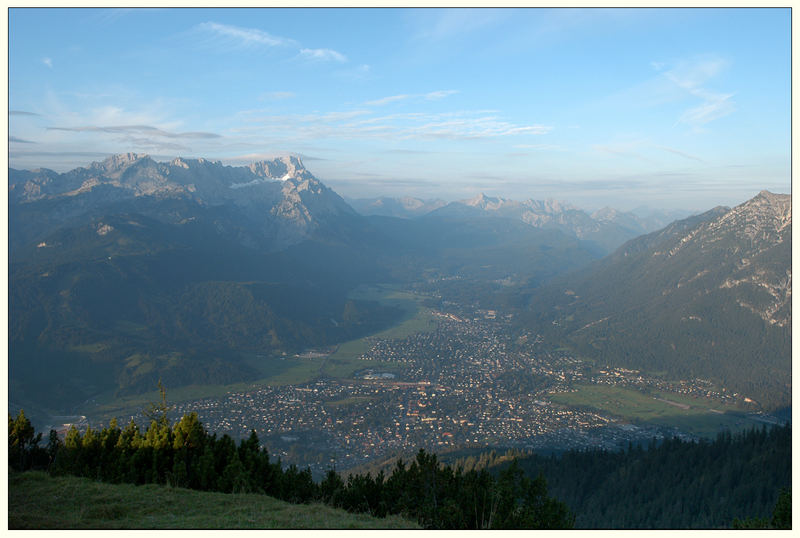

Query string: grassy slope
[8,471,419,530]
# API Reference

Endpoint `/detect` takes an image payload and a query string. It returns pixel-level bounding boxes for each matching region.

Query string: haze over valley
[8,7,791,530]
[9,154,791,475]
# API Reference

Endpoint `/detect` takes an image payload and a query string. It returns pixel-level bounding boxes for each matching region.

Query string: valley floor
[67,285,779,476]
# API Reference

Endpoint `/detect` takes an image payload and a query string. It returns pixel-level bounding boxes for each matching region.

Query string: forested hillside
[472,424,791,528]
[518,192,791,410]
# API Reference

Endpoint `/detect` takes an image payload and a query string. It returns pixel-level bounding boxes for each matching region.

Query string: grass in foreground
[9,471,419,530]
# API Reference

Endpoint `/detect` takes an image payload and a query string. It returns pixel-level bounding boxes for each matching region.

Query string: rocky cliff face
[641,191,792,327]
[9,154,356,250]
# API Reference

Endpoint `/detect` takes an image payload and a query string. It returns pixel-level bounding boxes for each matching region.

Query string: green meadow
[550,383,762,438]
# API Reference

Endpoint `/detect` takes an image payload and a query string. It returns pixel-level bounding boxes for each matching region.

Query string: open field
[320,284,437,379]
[549,384,761,438]
[244,354,328,386]
[9,471,418,529]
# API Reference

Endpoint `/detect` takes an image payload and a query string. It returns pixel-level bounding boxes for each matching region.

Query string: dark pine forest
[8,406,790,529]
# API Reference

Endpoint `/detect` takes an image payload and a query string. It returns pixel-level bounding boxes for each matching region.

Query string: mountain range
[349,193,689,253]
[9,155,599,413]
[9,153,357,251]
[8,154,791,415]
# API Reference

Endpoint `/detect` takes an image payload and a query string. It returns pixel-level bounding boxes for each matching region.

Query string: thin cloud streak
[366,94,411,106]
[48,124,222,139]
[655,145,705,163]
[678,92,735,127]
[299,48,347,62]
[244,108,551,142]
[365,90,458,106]
[592,143,655,164]
[425,90,459,100]
[194,22,296,49]
[661,56,736,128]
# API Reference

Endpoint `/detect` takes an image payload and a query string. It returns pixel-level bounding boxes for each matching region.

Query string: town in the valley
[84,291,770,476]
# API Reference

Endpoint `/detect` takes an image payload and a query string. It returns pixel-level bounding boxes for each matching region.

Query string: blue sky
[8,7,791,210]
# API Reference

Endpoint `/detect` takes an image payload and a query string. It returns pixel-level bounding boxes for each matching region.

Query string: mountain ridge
[519,190,791,409]
[429,193,657,252]
[9,154,357,251]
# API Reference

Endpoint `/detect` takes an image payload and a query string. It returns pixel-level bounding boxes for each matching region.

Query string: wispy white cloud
[43,123,219,154]
[413,8,509,41]
[299,48,347,63]
[10,95,232,169]
[592,142,655,163]
[425,90,459,100]
[406,117,550,140]
[655,145,705,163]
[92,8,163,24]
[242,107,550,142]
[194,22,296,49]
[609,55,735,130]
[677,92,735,127]
[42,57,53,68]
[662,55,735,128]
[48,124,221,139]
[122,138,190,151]
[191,22,350,69]
[664,56,728,89]
[592,140,707,165]
[365,94,411,106]
[365,90,458,107]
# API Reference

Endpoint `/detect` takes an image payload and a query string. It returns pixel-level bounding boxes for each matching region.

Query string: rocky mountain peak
[749,190,791,223]
[465,192,506,210]
[92,152,151,173]
[170,157,191,169]
[713,190,791,238]
[248,155,309,181]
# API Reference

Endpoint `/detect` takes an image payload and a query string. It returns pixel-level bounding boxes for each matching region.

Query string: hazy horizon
[9,7,790,211]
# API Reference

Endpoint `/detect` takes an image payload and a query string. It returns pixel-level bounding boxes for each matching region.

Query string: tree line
[8,408,572,529]
[457,425,792,529]
[9,401,790,529]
